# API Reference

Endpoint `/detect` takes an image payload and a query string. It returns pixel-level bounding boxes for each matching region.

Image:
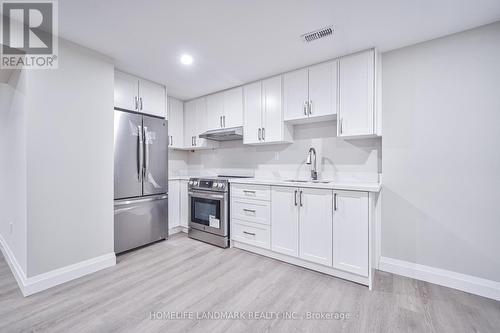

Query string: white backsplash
[170,121,381,183]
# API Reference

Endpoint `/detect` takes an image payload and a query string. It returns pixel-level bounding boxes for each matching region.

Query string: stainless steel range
[188,176,249,248]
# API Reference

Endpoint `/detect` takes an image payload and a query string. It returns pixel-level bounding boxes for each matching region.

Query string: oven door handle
[188,191,225,200]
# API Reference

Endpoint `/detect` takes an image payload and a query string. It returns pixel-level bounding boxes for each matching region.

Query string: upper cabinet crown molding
[114,70,166,118]
[283,60,338,124]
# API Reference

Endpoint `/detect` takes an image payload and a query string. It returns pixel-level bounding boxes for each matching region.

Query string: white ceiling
[59,0,500,100]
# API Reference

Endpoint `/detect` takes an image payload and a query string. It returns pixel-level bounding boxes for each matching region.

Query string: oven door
[188,190,228,237]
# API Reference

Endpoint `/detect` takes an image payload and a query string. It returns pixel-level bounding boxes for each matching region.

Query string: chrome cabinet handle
[308,100,312,115]
[262,128,265,141]
[243,209,256,213]
[334,193,338,211]
[299,190,303,207]
[220,116,223,128]
[258,128,262,141]
[140,97,143,110]
[294,190,298,206]
[340,118,343,134]
[243,190,256,195]
[171,136,173,146]
[223,115,226,128]
[303,101,308,115]
[137,125,143,182]
[134,96,138,110]
[194,136,197,146]
[243,231,256,236]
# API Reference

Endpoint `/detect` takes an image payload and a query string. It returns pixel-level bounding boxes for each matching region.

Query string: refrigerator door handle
[137,125,143,183]
[143,126,149,180]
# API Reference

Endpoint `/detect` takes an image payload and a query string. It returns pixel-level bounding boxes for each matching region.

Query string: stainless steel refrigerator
[114,110,168,254]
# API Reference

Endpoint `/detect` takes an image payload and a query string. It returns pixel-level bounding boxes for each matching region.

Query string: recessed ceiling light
[180,54,193,65]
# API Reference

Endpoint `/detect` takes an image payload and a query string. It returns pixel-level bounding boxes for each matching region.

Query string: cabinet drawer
[231,184,270,201]
[231,220,270,249]
[231,198,270,225]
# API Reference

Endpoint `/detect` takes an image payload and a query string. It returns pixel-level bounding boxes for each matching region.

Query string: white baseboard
[0,233,28,295]
[0,233,116,297]
[379,256,500,301]
[169,225,188,235]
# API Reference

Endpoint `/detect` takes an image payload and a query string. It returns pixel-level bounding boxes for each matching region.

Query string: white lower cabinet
[168,180,180,229]
[271,186,299,257]
[271,186,332,265]
[231,183,372,286]
[179,180,189,228]
[298,188,333,266]
[332,190,369,276]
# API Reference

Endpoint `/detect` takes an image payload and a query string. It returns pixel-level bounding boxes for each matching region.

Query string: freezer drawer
[114,195,168,254]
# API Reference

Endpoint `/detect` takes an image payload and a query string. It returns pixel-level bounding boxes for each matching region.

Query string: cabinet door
[179,180,189,228]
[139,79,166,118]
[184,100,197,148]
[283,68,308,121]
[206,92,224,130]
[271,186,299,257]
[168,180,180,229]
[338,50,374,136]
[243,81,262,144]
[223,87,243,128]
[194,97,209,147]
[299,188,333,266]
[114,71,139,111]
[167,97,184,149]
[262,76,282,143]
[308,61,337,118]
[332,190,369,276]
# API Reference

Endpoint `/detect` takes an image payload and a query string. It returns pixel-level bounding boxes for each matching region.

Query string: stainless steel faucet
[306,147,317,180]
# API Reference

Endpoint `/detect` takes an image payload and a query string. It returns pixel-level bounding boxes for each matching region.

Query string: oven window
[191,197,220,226]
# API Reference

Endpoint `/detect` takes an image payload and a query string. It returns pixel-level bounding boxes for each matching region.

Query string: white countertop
[228,178,382,192]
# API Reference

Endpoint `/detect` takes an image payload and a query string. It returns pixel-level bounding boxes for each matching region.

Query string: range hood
[199,126,243,141]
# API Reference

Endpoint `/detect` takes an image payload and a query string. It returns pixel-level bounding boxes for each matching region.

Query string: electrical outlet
[9,222,13,234]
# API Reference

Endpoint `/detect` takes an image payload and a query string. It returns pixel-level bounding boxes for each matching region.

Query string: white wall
[24,40,115,277]
[382,21,500,282]
[187,121,381,181]
[0,70,28,273]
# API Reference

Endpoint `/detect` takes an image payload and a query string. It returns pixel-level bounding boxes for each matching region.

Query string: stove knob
[188,180,193,185]
[218,183,224,189]
[194,181,199,186]
[212,182,218,188]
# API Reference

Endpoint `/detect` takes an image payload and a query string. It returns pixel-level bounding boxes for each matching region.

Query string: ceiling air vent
[301,26,334,43]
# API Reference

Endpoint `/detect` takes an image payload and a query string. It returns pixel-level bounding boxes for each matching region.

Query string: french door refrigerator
[114,110,168,254]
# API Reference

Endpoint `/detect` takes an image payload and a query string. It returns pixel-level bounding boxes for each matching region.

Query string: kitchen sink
[284,179,332,184]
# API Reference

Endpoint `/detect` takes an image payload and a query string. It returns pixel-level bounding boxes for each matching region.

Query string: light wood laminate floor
[1,233,499,332]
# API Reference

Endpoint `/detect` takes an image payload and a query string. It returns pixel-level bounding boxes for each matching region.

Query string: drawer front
[231,220,270,249]
[231,184,271,201]
[231,198,270,225]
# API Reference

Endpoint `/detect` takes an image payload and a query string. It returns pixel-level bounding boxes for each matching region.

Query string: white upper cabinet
[308,61,337,119]
[223,87,243,128]
[283,68,309,121]
[138,78,166,118]
[243,76,293,145]
[338,50,377,137]
[206,87,243,130]
[206,92,225,130]
[183,98,218,149]
[243,81,263,145]
[114,70,166,118]
[271,186,299,257]
[167,97,184,149]
[298,188,333,266]
[283,61,337,123]
[332,190,369,276]
[114,71,139,112]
